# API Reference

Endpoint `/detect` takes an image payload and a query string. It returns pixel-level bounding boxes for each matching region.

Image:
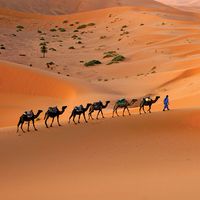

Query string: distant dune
[0,0,173,15]
[157,0,200,7]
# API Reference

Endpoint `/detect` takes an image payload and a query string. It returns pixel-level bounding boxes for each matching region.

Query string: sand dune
[1,110,200,200]
[0,5,200,126]
[0,0,174,15]
[157,0,200,7]
[0,60,104,127]
[1,2,200,200]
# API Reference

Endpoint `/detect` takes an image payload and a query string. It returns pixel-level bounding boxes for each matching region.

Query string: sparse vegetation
[16,25,24,32]
[77,24,87,29]
[69,46,75,49]
[84,60,102,67]
[58,28,66,32]
[103,51,118,58]
[63,20,68,24]
[0,44,5,50]
[107,55,125,65]
[87,23,96,26]
[50,28,57,32]
[100,36,107,39]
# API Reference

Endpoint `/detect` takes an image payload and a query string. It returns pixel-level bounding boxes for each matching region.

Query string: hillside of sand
[0,0,173,14]
[0,3,200,127]
[157,0,200,7]
[1,1,200,200]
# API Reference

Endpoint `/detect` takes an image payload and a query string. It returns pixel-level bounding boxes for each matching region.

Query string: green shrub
[77,24,87,29]
[58,28,66,32]
[63,20,68,24]
[84,60,102,67]
[50,28,57,32]
[16,25,24,29]
[107,55,125,65]
[87,23,96,26]
[100,36,106,39]
[103,51,117,58]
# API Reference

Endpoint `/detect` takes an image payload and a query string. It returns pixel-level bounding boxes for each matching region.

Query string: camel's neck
[34,111,41,119]
[152,98,158,103]
[84,105,90,112]
[102,102,109,108]
[59,108,65,115]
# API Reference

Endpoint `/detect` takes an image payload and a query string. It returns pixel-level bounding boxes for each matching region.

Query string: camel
[17,110,43,134]
[112,99,137,117]
[44,106,67,128]
[88,101,110,120]
[139,96,160,114]
[69,103,92,124]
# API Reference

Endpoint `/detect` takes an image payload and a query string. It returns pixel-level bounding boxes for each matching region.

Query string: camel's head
[38,110,43,114]
[62,106,67,110]
[87,103,92,107]
[106,100,111,104]
[156,96,160,99]
[131,99,137,103]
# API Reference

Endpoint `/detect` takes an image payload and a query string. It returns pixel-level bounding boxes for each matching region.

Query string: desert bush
[77,24,87,29]
[69,46,75,49]
[87,23,96,26]
[107,55,125,65]
[103,51,117,58]
[63,20,68,24]
[72,35,78,39]
[50,28,57,32]
[16,25,24,29]
[84,60,102,67]
[58,28,66,32]
[100,36,107,39]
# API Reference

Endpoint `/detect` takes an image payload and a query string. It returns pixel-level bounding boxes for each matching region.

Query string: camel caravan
[17,96,161,134]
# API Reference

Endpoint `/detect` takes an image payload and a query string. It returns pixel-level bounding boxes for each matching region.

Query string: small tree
[41,44,48,58]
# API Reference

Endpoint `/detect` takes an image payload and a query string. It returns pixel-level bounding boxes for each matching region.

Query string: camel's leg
[21,121,25,133]
[101,110,104,118]
[96,110,101,120]
[112,108,116,118]
[45,115,49,128]
[123,107,126,116]
[50,117,55,127]
[73,115,77,125]
[68,113,73,124]
[27,121,30,132]
[78,114,81,123]
[88,111,94,120]
[32,120,38,131]
[17,119,21,133]
[57,116,61,126]
[143,106,146,114]
[127,107,131,115]
[116,108,120,117]
[139,106,142,115]
[148,105,152,113]
[83,113,88,123]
